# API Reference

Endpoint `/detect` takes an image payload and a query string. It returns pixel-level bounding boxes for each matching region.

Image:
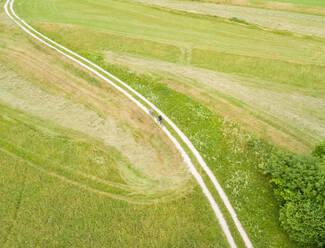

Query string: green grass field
[0,103,230,247]
[0,9,231,247]
[1,0,324,247]
[15,0,325,151]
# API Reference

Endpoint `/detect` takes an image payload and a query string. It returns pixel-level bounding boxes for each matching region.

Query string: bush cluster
[264,141,325,247]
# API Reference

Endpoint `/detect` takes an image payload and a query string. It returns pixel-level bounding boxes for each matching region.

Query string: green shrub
[229,17,249,25]
[312,140,325,159]
[265,151,325,247]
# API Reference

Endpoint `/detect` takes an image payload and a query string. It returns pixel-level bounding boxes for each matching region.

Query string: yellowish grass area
[0,17,191,203]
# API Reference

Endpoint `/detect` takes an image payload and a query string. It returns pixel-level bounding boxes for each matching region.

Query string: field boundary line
[4,0,253,247]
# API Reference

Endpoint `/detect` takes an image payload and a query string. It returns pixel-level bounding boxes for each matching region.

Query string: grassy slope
[0,7,230,247]
[11,0,308,247]
[16,0,325,152]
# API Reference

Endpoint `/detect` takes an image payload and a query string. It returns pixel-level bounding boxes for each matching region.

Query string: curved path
[4,0,253,247]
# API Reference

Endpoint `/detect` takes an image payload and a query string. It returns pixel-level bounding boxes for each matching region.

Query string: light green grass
[0,101,229,248]
[16,0,325,66]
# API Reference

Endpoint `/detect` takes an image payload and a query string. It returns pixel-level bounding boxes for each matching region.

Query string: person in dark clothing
[158,115,163,125]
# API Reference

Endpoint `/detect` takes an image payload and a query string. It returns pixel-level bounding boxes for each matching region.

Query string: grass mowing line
[5,0,253,247]
[1,135,188,204]
[0,147,150,204]
[0,135,188,204]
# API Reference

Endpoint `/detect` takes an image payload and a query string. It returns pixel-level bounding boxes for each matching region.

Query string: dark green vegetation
[264,142,325,247]
[312,140,325,159]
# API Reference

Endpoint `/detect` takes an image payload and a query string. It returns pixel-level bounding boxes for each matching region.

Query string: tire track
[0,147,161,205]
